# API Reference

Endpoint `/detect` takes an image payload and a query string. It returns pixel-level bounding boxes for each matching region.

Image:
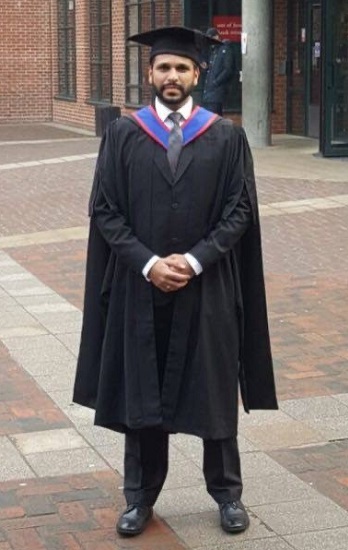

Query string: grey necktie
[167,112,183,175]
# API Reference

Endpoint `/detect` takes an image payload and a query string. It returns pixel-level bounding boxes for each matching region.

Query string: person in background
[201,27,235,116]
[73,26,277,539]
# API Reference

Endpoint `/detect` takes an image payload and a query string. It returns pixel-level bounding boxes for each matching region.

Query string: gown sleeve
[89,122,155,274]
[188,127,256,270]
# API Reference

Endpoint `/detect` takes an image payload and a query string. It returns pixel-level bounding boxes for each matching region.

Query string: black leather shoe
[219,501,250,533]
[116,504,153,536]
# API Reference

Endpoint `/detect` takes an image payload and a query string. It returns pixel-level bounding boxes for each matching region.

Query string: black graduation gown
[73,114,278,440]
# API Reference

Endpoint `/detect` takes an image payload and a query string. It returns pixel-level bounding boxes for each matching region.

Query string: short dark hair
[206,27,219,38]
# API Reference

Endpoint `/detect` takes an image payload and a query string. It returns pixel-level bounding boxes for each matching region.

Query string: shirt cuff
[142,255,160,281]
[184,253,203,275]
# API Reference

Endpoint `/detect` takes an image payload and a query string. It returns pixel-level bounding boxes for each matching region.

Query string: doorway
[306,1,322,138]
[321,0,348,156]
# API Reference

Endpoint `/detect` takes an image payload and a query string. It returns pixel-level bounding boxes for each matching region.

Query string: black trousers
[124,428,242,506]
[123,300,242,506]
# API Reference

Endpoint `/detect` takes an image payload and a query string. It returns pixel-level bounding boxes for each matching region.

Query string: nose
[167,68,179,81]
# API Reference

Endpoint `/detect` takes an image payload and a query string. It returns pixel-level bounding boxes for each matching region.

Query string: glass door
[306,1,322,138]
[321,0,348,156]
[184,0,242,112]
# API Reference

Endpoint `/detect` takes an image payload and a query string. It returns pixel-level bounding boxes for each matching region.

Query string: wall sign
[212,16,242,43]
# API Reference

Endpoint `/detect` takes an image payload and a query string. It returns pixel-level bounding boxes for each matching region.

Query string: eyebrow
[156,62,192,70]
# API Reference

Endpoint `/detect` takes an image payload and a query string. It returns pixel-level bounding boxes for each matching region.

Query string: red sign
[212,16,242,43]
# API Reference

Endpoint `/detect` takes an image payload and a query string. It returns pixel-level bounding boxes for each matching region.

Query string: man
[202,27,235,116]
[73,26,277,538]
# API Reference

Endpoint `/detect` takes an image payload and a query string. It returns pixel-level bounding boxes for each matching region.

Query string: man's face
[149,54,199,109]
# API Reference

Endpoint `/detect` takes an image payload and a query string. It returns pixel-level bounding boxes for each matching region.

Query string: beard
[154,83,194,107]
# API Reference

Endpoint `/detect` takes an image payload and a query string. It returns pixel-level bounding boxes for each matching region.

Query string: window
[57,0,77,99]
[89,0,112,103]
[185,0,242,112]
[125,0,178,106]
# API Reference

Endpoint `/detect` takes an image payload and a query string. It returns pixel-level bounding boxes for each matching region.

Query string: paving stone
[95,445,124,475]
[239,409,291,428]
[280,396,348,420]
[171,433,203,465]
[306,416,348,441]
[0,296,17,310]
[242,420,325,451]
[0,304,48,339]
[56,332,81,355]
[11,428,89,455]
[166,510,274,548]
[238,435,258,453]
[2,283,54,297]
[6,528,47,550]
[0,325,48,338]
[243,472,318,506]
[0,307,40,326]
[0,258,18,267]
[49,390,75,409]
[335,394,348,406]
[163,459,204,490]
[62,404,96,427]
[2,333,75,354]
[29,311,82,335]
[50,488,108,504]
[195,538,294,550]
[285,526,348,550]
[156,486,216,518]
[241,452,288,478]
[77,426,122,448]
[0,491,18,508]
[33,372,76,393]
[26,302,77,314]
[15,294,73,308]
[0,273,33,282]
[15,357,76,377]
[25,448,110,477]
[20,495,57,517]
[0,438,34,481]
[251,497,348,535]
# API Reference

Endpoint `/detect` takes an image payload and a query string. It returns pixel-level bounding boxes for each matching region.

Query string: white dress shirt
[142,97,203,280]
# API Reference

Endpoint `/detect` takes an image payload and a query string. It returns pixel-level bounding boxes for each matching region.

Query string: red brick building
[1,1,347,155]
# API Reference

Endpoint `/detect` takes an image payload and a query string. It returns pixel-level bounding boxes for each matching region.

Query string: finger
[163,259,182,269]
[162,281,188,292]
[168,262,187,272]
[166,272,190,282]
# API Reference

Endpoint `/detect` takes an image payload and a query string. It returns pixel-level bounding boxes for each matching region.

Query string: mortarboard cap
[128,26,220,66]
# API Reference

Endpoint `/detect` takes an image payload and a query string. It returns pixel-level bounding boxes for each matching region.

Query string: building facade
[0,0,347,156]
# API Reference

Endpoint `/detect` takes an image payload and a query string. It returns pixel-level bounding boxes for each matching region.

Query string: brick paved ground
[0,342,69,437]
[0,472,185,550]
[0,125,348,549]
[0,123,94,142]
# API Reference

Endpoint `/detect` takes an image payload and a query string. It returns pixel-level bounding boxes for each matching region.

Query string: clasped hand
[149,254,195,293]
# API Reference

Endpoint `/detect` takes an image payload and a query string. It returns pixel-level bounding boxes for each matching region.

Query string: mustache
[161,84,184,91]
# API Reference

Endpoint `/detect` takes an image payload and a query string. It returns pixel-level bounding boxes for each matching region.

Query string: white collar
[155,96,193,123]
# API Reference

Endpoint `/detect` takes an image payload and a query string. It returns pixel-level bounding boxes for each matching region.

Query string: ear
[193,66,200,87]
[148,65,153,85]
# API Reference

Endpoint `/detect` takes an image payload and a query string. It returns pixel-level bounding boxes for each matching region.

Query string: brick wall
[52,0,127,131]
[52,0,96,130]
[0,0,292,134]
[0,0,52,122]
